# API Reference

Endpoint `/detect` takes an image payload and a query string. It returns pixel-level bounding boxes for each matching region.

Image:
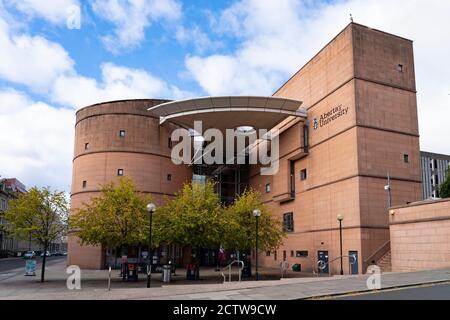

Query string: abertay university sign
[313,104,349,130]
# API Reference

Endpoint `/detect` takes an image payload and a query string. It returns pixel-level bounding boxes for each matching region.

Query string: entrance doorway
[318,251,329,274]
[349,251,359,275]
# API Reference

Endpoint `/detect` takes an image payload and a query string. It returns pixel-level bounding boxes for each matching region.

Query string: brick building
[69,23,423,274]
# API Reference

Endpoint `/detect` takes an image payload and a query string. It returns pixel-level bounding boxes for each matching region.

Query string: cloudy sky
[0,0,449,192]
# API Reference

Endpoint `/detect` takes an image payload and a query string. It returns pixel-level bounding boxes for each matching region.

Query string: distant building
[421,152,450,199]
[0,178,32,257]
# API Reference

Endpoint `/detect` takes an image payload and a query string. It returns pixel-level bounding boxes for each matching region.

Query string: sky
[0,0,449,192]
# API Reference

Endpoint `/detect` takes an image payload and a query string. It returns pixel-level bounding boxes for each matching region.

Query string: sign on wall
[313,104,349,130]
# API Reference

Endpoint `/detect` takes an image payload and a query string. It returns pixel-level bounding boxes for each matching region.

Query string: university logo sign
[313,118,319,130]
[313,104,349,130]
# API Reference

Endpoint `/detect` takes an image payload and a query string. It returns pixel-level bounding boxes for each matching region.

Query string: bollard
[108,267,111,291]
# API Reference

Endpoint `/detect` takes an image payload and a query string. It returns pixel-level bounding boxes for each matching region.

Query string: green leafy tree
[222,189,285,253]
[153,182,226,272]
[5,187,69,282]
[70,178,152,265]
[439,168,450,199]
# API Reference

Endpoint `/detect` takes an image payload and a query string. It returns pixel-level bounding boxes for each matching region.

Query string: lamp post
[146,203,156,288]
[384,173,392,209]
[253,209,261,281]
[337,214,344,276]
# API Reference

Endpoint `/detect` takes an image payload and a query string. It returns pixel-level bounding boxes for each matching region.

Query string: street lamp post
[253,209,261,281]
[337,214,344,276]
[146,203,156,288]
[385,173,392,209]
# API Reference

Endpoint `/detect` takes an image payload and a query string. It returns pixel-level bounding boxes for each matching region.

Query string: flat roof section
[148,96,307,132]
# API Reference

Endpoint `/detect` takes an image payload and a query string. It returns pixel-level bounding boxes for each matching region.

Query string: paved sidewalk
[3,266,450,300]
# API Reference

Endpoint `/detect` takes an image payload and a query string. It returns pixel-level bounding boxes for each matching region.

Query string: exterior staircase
[377,250,392,273]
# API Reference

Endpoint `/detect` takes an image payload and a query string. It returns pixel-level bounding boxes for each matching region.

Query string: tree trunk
[196,246,201,280]
[41,242,48,283]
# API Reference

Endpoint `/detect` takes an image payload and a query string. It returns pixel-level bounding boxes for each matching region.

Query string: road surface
[334,283,450,300]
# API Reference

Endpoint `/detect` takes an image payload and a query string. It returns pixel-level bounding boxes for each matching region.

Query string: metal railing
[221,260,244,283]
[363,240,391,266]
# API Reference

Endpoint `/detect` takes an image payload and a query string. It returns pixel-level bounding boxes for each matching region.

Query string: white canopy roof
[148,96,307,132]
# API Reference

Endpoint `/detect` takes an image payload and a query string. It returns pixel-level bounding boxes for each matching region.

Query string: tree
[5,187,69,282]
[222,189,285,253]
[70,178,152,265]
[440,168,450,199]
[153,182,226,273]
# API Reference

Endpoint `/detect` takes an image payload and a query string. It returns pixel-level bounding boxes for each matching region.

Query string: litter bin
[292,264,301,272]
[126,263,139,282]
[162,265,172,283]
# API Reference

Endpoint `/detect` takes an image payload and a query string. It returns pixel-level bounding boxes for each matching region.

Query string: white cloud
[51,63,191,108]
[186,0,450,154]
[92,0,182,52]
[0,16,74,93]
[7,0,80,26]
[176,25,223,53]
[0,12,191,108]
[0,88,74,191]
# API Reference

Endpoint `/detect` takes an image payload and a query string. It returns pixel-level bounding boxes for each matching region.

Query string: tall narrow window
[82,181,87,189]
[168,138,173,149]
[118,169,124,176]
[167,174,172,181]
[283,213,294,232]
[119,130,126,138]
[303,124,309,153]
[85,143,90,150]
[265,183,271,193]
[398,64,404,72]
[290,161,296,198]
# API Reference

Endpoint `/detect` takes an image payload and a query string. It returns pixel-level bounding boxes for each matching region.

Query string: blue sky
[0,0,449,191]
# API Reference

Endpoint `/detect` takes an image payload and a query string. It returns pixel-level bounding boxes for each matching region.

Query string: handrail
[220,260,244,283]
[364,240,391,264]
[317,255,357,277]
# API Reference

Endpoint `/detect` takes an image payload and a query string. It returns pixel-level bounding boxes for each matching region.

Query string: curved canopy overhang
[148,96,307,132]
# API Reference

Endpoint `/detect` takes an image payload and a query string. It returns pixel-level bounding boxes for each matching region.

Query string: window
[118,169,124,176]
[168,138,173,149]
[300,169,307,181]
[290,161,296,198]
[119,130,126,138]
[283,213,294,232]
[404,154,409,163]
[82,181,87,189]
[167,174,172,181]
[274,251,277,261]
[265,183,271,193]
[398,64,404,72]
[266,251,271,257]
[85,143,90,150]
[290,251,294,258]
[0,199,6,211]
[296,251,309,258]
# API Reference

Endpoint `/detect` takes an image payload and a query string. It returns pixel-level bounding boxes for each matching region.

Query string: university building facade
[69,23,423,274]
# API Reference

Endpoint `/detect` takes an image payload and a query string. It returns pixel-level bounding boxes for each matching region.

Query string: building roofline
[272,22,413,97]
[75,99,171,116]
[421,151,450,161]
